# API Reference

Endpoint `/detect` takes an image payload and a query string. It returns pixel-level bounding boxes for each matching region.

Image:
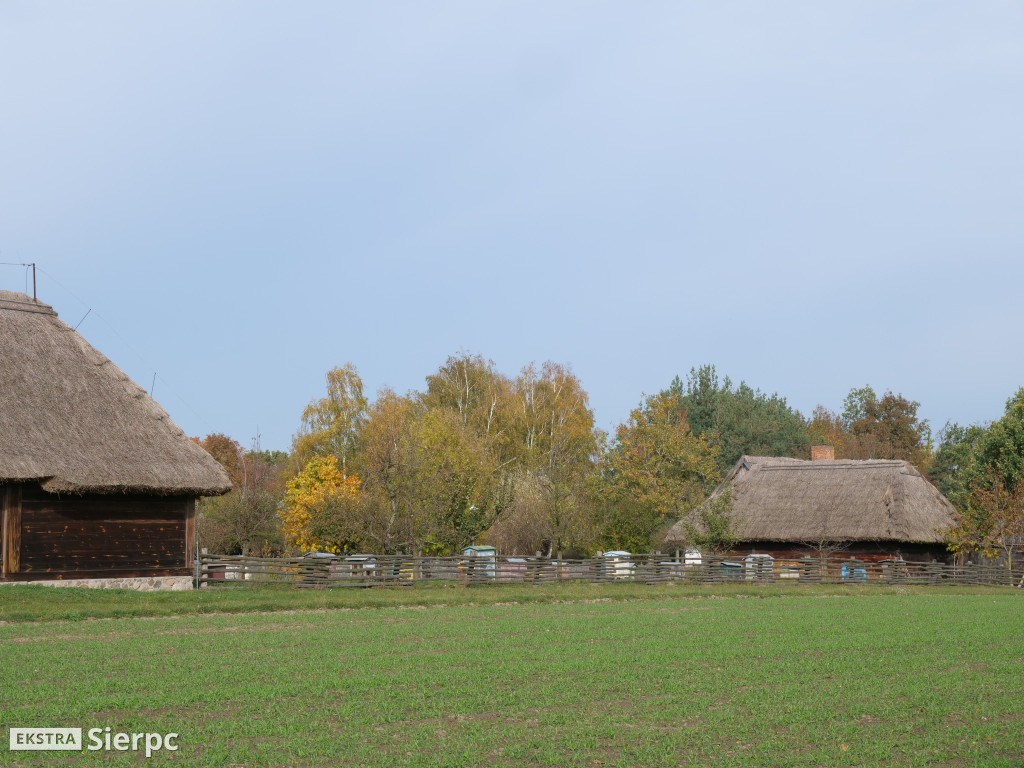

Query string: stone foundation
[7,576,194,592]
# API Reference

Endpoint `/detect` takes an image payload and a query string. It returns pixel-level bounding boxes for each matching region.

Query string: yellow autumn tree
[279,455,363,553]
[600,391,721,551]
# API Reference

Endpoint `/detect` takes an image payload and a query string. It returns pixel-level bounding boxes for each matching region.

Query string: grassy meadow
[1,585,1022,767]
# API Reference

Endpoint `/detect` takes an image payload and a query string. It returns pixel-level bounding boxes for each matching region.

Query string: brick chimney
[811,445,835,461]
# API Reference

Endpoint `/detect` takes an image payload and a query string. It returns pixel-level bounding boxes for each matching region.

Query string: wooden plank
[21,533,185,551]
[21,495,191,524]
[20,485,192,508]
[23,514,188,527]
[21,539,185,554]
[21,509,188,524]
[22,524,185,539]
[184,498,196,569]
[24,553,185,565]
[1,485,7,576]
[21,547,184,560]
[21,510,187,525]
[20,554,186,569]
[23,518,186,529]
[22,525,185,539]
[3,485,22,575]
[21,545,183,559]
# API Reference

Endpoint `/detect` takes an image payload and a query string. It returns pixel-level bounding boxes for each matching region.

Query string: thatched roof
[666,455,957,545]
[0,291,230,496]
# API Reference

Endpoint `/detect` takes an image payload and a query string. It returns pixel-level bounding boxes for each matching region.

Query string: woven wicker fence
[197,553,1024,589]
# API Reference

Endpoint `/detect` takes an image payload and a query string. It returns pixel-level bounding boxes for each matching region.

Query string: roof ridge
[758,461,906,472]
[0,293,56,315]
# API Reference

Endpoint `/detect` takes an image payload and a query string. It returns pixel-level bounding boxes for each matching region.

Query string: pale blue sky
[2,2,1022,452]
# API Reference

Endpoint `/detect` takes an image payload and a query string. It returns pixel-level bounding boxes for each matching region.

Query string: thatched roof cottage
[665,452,959,562]
[0,290,230,585]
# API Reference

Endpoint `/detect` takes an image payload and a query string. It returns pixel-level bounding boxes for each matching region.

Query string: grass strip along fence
[199,552,1024,589]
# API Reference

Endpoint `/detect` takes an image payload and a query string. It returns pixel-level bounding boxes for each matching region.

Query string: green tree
[666,365,808,474]
[841,385,878,427]
[978,388,1024,491]
[932,390,1024,563]
[931,422,987,513]
[410,408,511,554]
[682,489,739,556]
[251,448,289,468]
[600,392,721,551]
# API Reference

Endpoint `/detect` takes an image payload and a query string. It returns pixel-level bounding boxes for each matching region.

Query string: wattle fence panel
[196,553,1024,589]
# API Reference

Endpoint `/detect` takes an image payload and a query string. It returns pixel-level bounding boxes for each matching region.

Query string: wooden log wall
[198,553,1024,589]
[2,483,194,581]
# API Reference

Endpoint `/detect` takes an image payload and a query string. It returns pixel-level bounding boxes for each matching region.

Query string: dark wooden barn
[665,453,959,563]
[0,291,230,584]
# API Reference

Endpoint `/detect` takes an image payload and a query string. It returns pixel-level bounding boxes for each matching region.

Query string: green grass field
[2,586,1022,767]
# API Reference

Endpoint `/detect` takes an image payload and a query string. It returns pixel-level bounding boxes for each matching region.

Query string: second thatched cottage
[665,449,959,563]
[0,290,230,588]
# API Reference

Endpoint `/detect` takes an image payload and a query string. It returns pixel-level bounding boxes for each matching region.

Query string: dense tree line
[930,390,1024,566]
[195,356,1022,563]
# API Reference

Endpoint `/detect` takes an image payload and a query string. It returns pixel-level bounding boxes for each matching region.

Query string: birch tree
[292,363,367,474]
